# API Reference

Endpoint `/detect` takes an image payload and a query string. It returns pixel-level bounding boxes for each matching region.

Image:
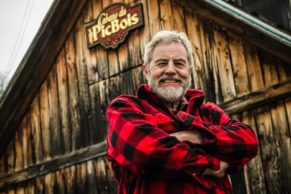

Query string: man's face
[143,41,191,103]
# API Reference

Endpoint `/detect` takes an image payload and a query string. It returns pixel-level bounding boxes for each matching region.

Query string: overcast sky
[0,0,54,82]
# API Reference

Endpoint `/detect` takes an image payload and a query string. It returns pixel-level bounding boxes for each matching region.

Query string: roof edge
[206,0,291,47]
[174,0,291,62]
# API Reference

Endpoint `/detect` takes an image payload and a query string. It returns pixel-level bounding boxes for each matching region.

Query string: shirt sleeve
[177,102,259,173]
[106,96,220,185]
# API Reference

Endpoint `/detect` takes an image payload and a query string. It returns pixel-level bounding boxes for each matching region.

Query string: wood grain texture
[241,111,267,194]
[56,50,72,153]
[255,106,282,194]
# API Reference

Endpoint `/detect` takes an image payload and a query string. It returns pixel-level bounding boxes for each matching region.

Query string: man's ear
[142,64,148,78]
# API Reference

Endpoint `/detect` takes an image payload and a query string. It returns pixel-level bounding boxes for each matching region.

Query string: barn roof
[0,0,290,155]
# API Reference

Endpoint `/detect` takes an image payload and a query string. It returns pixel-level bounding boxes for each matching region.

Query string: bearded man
[106,31,258,194]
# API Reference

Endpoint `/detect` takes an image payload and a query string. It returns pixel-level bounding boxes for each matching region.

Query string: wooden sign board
[85,3,144,49]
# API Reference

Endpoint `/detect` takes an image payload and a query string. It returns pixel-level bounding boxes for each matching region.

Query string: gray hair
[143,31,194,66]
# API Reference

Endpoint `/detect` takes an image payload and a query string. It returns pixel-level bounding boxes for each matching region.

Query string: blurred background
[0,0,53,95]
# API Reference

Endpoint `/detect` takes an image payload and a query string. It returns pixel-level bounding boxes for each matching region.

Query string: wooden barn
[0,0,291,193]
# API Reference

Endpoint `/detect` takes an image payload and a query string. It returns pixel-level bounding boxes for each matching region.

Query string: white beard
[147,76,191,103]
[152,85,184,103]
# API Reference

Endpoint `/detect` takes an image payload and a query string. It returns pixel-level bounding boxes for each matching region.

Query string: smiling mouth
[159,78,182,84]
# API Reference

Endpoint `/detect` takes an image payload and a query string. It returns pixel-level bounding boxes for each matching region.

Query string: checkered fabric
[107,84,258,194]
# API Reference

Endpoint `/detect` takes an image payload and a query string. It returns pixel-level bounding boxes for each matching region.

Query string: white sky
[0,0,54,83]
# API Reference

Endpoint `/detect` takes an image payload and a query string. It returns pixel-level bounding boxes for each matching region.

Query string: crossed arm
[107,96,258,185]
[170,130,229,178]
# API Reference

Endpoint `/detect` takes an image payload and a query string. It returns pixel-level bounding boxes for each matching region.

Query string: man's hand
[202,161,229,178]
[170,130,202,144]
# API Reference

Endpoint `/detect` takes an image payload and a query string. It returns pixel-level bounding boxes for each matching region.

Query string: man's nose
[165,61,176,74]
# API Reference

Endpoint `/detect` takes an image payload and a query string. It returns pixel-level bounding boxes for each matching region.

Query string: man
[106,31,258,194]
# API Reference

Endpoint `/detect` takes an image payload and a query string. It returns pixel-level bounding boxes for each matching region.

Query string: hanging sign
[85,3,144,49]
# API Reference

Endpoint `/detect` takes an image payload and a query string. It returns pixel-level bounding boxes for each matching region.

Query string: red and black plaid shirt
[107,85,258,194]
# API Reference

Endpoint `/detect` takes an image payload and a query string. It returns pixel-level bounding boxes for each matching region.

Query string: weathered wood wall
[0,0,291,193]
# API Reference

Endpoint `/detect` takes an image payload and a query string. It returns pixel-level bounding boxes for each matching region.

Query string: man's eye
[157,62,167,66]
[175,62,185,67]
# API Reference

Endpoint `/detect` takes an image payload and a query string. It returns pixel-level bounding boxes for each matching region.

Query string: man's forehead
[152,42,188,58]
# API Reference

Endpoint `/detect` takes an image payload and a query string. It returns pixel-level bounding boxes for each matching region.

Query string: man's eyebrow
[173,58,187,63]
[154,58,168,62]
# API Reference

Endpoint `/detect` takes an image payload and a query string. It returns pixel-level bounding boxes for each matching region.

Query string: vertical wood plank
[96,47,109,81]
[88,82,100,144]
[255,106,282,194]
[87,160,97,194]
[21,117,29,169]
[108,50,120,77]
[92,0,109,81]
[185,13,204,89]
[95,157,108,194]
[285,97,291,193]
[270,101,291,194]
[131,66,144,92]
[44,173,55,194]
[227,32,250,96]
[276,59,291,82]
[259,50,279,87]
[171,0,186,32]
[56,50,72,153]
[113,0,139,74]
[8,190,15,194]
[35,176,45,194]
[65,166,77,194]
[15,122,24,171]
[90,83,106,143]
[25,179,35,194]
[109,75,122,100]
[241,111,267,194]
[6,137,15,174]
[104,157,117,193]
[147,0,160,36]
[102,0,120,77]
[159,0,173,30]
[82,2,101,144]
[116,0,131,72]
[138,0,151,59]
[30,96,43,163]
[55,170,66,194]
[0,155,6,177]
[84,0,99,84]
[22,113,33,168]
[213,28,236,102]
[97,79,110,140]
[65,32,82,150]
[83,0,93,24]
[125,0,144,69]
[75,18,93,147]
[285,97,291,137]
[39,82,52,160]
[120,71,134,95]
[76,163,88,193]
[15,186,24,194]
[243,43,264,92]
[117,39,130,72]
[47,66,63,156]
[201,21,221,102]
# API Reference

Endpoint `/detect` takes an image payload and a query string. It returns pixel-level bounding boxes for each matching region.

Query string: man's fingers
[170,131,202,144]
